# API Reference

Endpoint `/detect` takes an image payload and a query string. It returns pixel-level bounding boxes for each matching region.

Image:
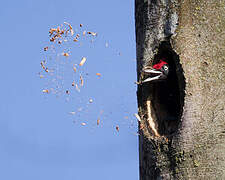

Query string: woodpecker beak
[141,68,165,83]
[141,74,162,83]
[142,69,163,74]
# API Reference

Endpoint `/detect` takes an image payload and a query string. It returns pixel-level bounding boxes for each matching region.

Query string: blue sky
[0,0,138,179]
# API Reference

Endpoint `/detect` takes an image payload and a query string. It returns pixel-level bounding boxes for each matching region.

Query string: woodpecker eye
[164,66,168,71]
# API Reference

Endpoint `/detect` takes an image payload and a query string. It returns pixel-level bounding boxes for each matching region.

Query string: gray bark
[135,0,225,179]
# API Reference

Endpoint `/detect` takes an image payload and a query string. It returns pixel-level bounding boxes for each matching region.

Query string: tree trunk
[135,0,225,179]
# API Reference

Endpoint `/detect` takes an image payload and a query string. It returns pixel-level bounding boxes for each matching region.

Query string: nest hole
[152,41,185,136]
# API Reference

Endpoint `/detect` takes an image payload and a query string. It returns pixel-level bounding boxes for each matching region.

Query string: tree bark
[135,0,225,179]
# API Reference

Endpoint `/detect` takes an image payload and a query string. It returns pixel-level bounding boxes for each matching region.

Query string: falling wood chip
[97,119,100,125]
[87,31,97,36]
[80,75,84,86]
[40,61,45,69]
[41,61,49,72]
[42,89,49,93]
[64,22,74,36]
[79,57,86,66]
[73,66,77,72]
[134,113,141,122]
[96,73,101,77]
[80,24,83,27]
[39,74,44,78]
[75,84,80,92]
[63,52,69,57]
[82,31,86,36]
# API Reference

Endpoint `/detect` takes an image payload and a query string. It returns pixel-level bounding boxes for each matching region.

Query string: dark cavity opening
[152,41,185,136]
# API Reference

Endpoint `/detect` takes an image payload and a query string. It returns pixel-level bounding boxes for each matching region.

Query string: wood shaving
[39,74,44,78]
[75,84,80,92]
[63,52,69,57]
[42,89,49,93]
[134,113,141,122]
[80,75,84,86]
[64,22,74,36]
[73,66,77,72]
[87,31,97,36]
[79,57,86,66]
[49,26,65,42]
[41,61,49,72]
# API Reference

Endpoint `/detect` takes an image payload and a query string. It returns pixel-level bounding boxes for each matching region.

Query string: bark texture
[135,0,225,179]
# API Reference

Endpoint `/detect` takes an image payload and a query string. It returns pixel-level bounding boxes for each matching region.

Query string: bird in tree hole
[141,59,169,83]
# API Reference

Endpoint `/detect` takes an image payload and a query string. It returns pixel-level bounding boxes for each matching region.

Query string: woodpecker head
[141,59,169,83]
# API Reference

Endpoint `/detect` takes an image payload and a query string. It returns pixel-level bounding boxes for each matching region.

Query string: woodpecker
[141,59,169,83]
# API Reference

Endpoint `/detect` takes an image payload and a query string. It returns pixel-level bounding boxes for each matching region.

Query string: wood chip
[80,75,84,86]
[80,24,83,27]
[87,31,97,36]
[75,84,80,92]
[82,31,86,36]
[134,113,141,122]
[97,119,100,125]
[96,73,101,77]
[79,57,86,66]
[73,66,77,72]
[64,22,74,36]
[42,89,49,93]
[41,61,49,72]
[63,52,69,57]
